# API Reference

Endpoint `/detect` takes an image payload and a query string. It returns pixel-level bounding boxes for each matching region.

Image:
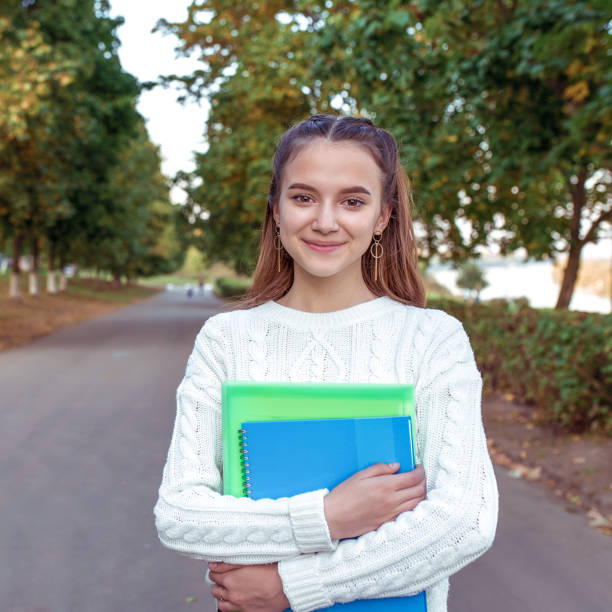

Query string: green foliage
[428,297,612,434]
[165,0,610,304]
[157,1,323,273]
[180,245,207,278]
[456,261,488,300]
[214,276,252,299]
[0,1,180,291]
[312,0,611,306]
[93,120,177,279]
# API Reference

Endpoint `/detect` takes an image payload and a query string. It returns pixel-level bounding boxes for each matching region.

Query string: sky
[108,0,209,202]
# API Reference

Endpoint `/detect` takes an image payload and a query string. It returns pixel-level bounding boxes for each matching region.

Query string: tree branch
[580,206,612,246]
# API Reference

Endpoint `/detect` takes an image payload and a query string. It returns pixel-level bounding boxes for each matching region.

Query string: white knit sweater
[154,296,498,611]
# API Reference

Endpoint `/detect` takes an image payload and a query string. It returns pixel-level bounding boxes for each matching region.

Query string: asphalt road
[1,289,611,612]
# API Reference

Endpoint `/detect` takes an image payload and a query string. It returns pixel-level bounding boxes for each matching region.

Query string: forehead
[283,139,382,191]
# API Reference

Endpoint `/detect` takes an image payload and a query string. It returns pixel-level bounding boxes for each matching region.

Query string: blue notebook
[240,416,427,611]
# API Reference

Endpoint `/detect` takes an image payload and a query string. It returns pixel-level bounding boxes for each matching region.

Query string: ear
[375,203,392,233]
[272,203,280,226]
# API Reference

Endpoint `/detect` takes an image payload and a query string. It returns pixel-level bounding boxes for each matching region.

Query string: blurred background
[1,1,611,611]
[1,0,609,311]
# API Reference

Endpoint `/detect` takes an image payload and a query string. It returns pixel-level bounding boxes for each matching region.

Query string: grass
[0,272,160,352]
[66,278,158,302]
[138,274,202,288]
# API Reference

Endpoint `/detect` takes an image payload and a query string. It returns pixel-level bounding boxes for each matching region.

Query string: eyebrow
[287,182,372,196]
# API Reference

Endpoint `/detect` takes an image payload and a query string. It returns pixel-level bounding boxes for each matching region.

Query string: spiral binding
[239,429,253,498]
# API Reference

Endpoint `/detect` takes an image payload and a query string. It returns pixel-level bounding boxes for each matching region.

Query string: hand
[324,462,426,540]
[208,562,290,612]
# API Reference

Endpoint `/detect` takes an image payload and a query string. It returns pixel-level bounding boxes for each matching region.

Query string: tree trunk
[555,240,583,309]
[59,254,67,291]
[47,244,57,294]
[112,273,121,288]
[28,271,39,295]
[29,236,40,296]
[556,170,586,310]
[9,233,23,299]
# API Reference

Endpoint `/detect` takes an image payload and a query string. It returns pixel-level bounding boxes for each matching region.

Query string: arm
[153,316,337,563]
[277,316,499,611]
[207,463,427,610]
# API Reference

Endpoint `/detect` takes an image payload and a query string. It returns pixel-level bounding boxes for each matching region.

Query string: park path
[1,290,611,612]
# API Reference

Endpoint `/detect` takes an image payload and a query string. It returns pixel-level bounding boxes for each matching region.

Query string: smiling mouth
[303,240,346,252]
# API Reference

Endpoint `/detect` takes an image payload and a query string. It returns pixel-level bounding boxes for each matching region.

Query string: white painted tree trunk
[47,272,58,294]
[28,272,39,296]
[59,271,68,291]
[9,273,21,298]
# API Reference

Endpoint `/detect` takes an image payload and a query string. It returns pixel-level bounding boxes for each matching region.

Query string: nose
[312,202,339,233]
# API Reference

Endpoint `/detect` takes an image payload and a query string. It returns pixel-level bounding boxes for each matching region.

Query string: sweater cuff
[278,554,333,612]
[288,489,337,553]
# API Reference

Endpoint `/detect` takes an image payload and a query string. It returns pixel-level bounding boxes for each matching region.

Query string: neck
[278,268,377,313]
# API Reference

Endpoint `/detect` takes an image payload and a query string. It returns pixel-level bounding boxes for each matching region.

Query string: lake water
[428,261,610,314]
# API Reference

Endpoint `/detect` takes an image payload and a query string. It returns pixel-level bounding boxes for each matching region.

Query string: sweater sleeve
[277,315,498,611]
[153,315,337,563]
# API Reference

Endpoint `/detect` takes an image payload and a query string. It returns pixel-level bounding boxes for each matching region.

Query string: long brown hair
[239,114,426,308]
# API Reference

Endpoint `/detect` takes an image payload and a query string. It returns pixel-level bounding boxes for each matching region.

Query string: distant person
[186,286,193,298]
[198,276,205,295]
[154,114,498,611]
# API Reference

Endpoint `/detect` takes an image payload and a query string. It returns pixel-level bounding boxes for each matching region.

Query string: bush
[428,296,612,434]
[214,276,252,299]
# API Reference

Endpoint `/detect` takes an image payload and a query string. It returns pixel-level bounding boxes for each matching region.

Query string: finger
[397,495,425,513]
[208,571,226,586]
[396,481,427,505]
[411,464,426,480]
[386,466,426,490]
[217,599,239,612]
[208,562,243,573]
[211,585,239,612]
[210,584,229,600]
[356,461,401,479]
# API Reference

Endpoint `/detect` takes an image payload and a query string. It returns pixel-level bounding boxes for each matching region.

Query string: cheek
[279,205,311,232]
[345,215,379,240]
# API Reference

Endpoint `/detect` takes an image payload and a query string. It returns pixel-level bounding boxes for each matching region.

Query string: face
[273,138,391,284]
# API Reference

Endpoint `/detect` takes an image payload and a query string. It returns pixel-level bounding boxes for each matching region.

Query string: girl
[154,114,498,611]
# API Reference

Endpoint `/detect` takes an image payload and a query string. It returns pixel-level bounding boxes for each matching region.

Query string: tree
[163,1,610,308]
[97,120,178,283]
[311,0,611,308]
[156,1,318,272]
[0,7,73,297]
[0,0,180,295]
[456,260,488,302]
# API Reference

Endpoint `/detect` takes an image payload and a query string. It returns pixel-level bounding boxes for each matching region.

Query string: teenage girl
[154,114,498,612]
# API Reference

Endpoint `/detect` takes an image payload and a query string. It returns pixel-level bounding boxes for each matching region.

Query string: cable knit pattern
[154,296,498,611]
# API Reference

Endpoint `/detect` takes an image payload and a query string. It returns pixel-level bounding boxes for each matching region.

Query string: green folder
[222,381,416,497]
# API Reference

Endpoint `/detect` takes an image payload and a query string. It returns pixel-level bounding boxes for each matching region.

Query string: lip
[303,240,346,252]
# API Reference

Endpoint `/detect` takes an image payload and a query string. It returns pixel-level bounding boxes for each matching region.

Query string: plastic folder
[220,382,427,611]
[222,381,417,497]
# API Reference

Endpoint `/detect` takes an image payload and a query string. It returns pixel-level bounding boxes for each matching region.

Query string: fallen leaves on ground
[487,438,612,536]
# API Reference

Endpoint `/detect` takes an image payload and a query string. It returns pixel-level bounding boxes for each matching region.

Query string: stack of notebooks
[222,381,427,612]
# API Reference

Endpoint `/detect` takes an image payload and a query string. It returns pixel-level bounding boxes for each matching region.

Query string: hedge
[214,276,252,299]
[428,297,612,434]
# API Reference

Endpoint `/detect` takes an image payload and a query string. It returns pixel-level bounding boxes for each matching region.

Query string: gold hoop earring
[370,232,383,282]
[274,225,282,273]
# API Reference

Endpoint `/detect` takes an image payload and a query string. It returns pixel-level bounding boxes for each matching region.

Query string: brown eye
[293,194,312,204]
[343,198,365,208]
